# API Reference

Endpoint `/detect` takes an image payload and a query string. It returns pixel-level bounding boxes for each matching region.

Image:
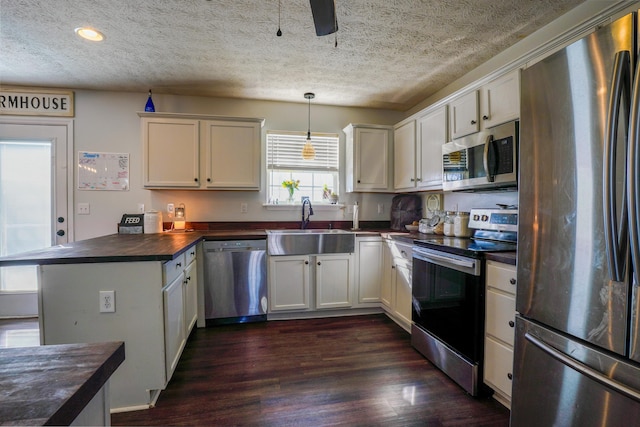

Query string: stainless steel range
[411,208,517,396]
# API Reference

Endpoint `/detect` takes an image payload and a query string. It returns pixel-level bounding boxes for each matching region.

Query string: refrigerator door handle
[604,49,630,283]
[526,332,640,403]
[629,53,640,290]
[482,134,495,182]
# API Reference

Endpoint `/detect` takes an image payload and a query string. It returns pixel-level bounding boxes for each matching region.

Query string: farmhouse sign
[0,87,74,117]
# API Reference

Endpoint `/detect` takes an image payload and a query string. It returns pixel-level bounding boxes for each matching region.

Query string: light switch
[78,203,90,215]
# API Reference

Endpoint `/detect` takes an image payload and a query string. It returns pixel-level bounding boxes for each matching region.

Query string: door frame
[0,116,74,317]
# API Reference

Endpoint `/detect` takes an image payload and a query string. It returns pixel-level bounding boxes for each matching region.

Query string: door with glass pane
[0,119,71,317]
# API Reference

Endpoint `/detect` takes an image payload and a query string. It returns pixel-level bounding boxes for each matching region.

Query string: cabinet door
[143,118,200,187]
[315,254,354,309]
[450,90,479,139]
[184,261,198,333]
[381,242,393,308]
[417,106,447,190]
[163,273,186,381]
[393,120,416,191]
[202,120,261,189]
[356,239,383,305]
[481,70,520,128]
[484,336,514,399]
[354,127,390,191]
[269,256,310,311]
[393,259,412,326]
[486,288,516,346]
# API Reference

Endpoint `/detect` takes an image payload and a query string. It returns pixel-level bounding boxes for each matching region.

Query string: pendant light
[302,92,316,160]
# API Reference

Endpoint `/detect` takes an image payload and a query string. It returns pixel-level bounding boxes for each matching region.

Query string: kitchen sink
[266,229,354,255]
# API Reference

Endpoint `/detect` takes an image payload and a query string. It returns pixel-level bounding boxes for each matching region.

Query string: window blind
[267,131,339,171]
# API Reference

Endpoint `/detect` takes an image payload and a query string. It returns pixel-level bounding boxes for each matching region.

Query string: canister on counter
[443,211,456,236]
[454,211,471,237]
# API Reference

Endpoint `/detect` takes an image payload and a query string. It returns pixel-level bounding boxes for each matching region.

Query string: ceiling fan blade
[309,0,338,36]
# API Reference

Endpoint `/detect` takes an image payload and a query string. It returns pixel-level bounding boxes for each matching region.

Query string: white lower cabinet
[268,253,354,312]
[163,273,186,381]
[355,236,383,307]
[484,259,517,408]
[382,237,413,331]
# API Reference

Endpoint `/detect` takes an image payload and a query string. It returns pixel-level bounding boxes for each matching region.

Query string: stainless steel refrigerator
[513,11,640,425]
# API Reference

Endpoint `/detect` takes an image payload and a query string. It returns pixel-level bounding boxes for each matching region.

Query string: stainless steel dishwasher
[203,239,267,325]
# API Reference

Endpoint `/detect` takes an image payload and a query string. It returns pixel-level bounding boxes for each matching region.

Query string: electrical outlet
[137,203,145,213]
[377,203,384,214]
[77,203,90,215]
[167,203,175,217]
[99,290,115,313]
[240,202,248,213]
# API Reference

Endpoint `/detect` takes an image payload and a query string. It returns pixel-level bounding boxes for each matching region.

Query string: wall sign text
[0,87,74,117]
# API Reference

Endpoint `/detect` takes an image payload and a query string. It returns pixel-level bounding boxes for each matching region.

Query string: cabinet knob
[357,179,361,183]
[176,262,182,268]
[194,178,199,182]
[56,229,65,236]
[510,278,516,285]
[507,373,513,380]
[509,320,515,328]
[471,120,477,125]
[304,260,309,265]
[207,178,211,182]
[317,261,321,266]
[482,115,489,120]
[186,276,191,281]
[57,217,65,223]
[392,265,396,269]
[416,178,422,182]
[410,178,415,182]
[190,251,195,256]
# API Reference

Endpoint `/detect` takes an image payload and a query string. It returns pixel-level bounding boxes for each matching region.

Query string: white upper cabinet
[201,120,261,189]
[393,120,416,191]
[416,105,447,190]
[140,113,263,190]
[480,69,520,128]
[143,118,200,188]
[449,90,479,139]
[344,124,393,192]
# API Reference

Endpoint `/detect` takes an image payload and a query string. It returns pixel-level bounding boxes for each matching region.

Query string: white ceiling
[1,0,585,111]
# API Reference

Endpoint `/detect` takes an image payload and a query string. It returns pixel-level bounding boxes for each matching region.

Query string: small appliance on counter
[390,194,422,230]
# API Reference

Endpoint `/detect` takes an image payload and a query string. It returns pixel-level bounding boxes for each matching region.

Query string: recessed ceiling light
[74,27,105,42]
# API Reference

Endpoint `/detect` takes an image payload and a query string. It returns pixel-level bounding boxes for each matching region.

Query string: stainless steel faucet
[301,197,314,229]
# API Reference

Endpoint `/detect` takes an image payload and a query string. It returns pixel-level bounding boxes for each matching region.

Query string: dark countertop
[0,341,125,426]
[485,251,517,265]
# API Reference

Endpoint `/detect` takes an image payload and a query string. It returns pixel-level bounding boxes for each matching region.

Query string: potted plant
[329,192,339,204]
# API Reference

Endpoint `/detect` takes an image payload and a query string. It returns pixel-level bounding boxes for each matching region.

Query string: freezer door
[517,13,634,355]
[511,317,640,426]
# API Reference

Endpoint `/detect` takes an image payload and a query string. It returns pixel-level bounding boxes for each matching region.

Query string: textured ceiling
[1,0,585,111]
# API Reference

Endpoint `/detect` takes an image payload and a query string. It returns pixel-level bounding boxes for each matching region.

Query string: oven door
[412,246,484,362]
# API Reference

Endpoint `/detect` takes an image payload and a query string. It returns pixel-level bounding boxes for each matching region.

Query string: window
[266,131,339,204]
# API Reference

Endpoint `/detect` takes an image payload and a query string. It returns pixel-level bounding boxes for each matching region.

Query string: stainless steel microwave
[442,120,518,191]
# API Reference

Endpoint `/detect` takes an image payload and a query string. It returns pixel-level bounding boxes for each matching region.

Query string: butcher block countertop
[0,230,268,267]
[0,341,125,426]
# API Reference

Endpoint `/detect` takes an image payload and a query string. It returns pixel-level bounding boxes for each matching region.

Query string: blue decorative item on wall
[144,90,155,112]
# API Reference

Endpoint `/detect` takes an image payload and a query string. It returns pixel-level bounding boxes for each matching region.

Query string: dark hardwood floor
[112,315,509,426]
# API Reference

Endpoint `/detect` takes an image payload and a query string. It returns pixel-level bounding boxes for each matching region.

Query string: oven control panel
[468,208,518,232]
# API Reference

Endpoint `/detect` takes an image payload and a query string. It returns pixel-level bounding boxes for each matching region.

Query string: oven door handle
[413,251,480,276]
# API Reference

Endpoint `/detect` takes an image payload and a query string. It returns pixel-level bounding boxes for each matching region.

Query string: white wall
[72,91,405,240]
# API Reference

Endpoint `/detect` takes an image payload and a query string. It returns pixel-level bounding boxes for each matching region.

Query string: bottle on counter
[454,211,471,237]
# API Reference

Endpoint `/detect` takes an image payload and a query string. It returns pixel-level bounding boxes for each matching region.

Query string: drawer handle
[190,251,195,256]
[510,278,516,285]
[509,320,515,328]
[176,262,182,268]
[507,373,513,380]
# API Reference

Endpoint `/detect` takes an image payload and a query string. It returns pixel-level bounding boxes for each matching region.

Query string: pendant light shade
[302,92,316,160]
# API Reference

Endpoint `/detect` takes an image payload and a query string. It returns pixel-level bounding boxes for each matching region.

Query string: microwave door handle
[629,52,640,288]
[604,50,630,283]
[482,134,495,182]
